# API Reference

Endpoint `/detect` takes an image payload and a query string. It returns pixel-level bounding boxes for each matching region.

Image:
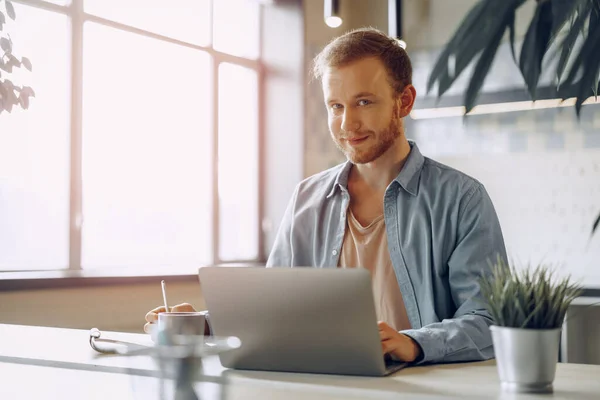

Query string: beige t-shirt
[338,210,411,332]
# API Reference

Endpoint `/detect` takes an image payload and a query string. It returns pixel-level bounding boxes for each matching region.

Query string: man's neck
[351,137,411,191]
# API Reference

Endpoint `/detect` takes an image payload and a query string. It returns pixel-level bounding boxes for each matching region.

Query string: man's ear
[396,84,417,118]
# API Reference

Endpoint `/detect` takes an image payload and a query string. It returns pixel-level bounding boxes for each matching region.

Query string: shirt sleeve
[266,185,299,268]
[400,183,507,364]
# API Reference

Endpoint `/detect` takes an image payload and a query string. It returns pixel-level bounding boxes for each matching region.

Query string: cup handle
[203,311,212,336]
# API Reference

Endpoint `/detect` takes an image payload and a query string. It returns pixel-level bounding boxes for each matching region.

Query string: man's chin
[346,153,377,165]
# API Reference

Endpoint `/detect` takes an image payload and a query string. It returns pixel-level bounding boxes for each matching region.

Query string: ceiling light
[325,0,342,28]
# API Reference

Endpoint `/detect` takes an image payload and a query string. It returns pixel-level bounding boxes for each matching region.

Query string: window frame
[9,0,265,272]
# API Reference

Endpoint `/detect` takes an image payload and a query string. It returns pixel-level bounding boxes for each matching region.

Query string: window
[84,0,211,46]
[218,63,259,261]
[213,0,260,58]
[0,0,263,271]
[0,4,70,270]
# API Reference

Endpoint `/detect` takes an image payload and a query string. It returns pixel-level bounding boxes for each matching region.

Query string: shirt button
[332,249,338,256]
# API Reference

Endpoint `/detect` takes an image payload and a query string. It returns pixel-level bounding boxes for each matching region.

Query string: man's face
[322,57,413,164]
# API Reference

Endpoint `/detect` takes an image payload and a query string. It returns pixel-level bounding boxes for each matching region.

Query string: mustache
[339,130,373,139]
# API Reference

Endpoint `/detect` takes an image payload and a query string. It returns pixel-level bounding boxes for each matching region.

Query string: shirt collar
[326,160,353,199]
[393,140,424,196]
[326,140,424,199]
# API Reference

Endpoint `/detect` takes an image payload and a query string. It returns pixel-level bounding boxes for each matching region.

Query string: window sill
[0,263,263,291]
[2,267,598,298]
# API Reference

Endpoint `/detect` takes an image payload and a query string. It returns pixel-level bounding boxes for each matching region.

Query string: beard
[331,112,402,165]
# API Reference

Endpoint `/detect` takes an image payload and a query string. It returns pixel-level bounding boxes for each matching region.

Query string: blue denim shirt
[266,141,507,364]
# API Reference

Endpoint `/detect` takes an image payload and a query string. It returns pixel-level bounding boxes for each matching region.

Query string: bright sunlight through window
[0,0,262,271]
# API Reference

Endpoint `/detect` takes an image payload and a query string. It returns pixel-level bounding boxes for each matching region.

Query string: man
[146,28,507,365]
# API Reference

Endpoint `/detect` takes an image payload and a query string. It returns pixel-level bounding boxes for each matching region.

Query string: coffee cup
[158,310,211,337]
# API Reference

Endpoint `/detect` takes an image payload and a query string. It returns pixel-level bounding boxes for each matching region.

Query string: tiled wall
[304,43,600,286]
[409,107,600,286]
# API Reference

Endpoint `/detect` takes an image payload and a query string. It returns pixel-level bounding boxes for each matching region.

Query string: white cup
[158,311,209,336]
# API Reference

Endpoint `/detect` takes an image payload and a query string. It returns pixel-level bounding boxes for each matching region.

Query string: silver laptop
[198,266,407,376]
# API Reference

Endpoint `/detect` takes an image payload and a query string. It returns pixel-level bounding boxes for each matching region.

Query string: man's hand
[378,321,422,362]
[143,302,196,333]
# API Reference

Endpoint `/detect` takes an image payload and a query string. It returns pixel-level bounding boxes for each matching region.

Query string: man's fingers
[145,303,196,333]
[377,321,394,333]
[150,305,168,314]
[171,303,196,313]
[379,329,394,341]
[381,339,393,354]
[145,306,166,323]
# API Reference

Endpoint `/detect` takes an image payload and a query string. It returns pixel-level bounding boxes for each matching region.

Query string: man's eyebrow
[326,92,376,104]
[353,92,376,98]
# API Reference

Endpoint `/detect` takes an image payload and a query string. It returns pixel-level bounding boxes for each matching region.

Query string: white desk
[1,324,599,399]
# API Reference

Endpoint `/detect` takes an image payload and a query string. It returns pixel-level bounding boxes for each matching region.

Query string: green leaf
[550,0,585,40]
[0,37,11,53]
[508,11,517,63]
[5,2,15,21]
[564,10,600,86]
[20,85,35,98]
[454,1,527,74]
[3,77,14,91]
[519,0,553,100]
[593,211,600,235]
[428,0,532,100]
[18,93,29,109]
[588,0,599,96]
[568,19,600,115]
[3,85,15,112]
[464,19,506,114]
[556,9,589,86]
[8,54,19,68]
[21,56,31,71]
[447,2,522,97]
[426,0,489,94]
[590,2,600,98]
[480,260,582,329]
[590,0,600,32]
[0,58,12,73]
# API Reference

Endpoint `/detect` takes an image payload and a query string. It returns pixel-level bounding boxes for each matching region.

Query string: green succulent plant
[479,256,582,329]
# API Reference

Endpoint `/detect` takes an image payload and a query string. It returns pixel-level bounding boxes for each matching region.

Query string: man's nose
[341,109,361,133]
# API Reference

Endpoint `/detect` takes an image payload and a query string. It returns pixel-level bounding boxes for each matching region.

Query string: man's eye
[357,99,371,106]
[331,104,343,110]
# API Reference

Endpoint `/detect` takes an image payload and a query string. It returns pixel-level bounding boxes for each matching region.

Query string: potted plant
[479,257,582,393]
[1,0,35,115]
